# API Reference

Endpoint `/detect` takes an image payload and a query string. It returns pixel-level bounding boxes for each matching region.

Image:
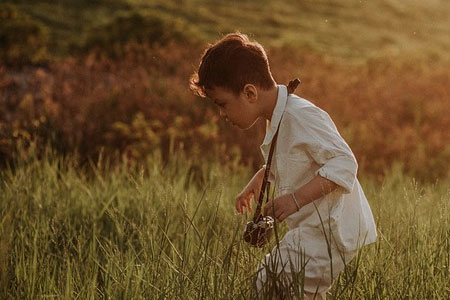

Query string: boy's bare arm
[264,175,338,221]
[293,175,339,207]
[235,167,265,214]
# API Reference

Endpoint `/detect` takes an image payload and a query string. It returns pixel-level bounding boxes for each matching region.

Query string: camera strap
[252,79,300,223]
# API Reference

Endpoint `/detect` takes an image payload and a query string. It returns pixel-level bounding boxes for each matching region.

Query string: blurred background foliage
[80,10,201,57]
[0,4,49,65]
[1,0,450,181]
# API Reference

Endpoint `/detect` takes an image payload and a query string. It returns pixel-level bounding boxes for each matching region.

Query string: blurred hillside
[5,0,450,61]
[1,1,450,181]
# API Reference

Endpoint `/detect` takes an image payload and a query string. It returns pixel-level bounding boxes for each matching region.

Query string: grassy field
[7,0,450,61]
[2,2,449,298]
[1,151,449,299]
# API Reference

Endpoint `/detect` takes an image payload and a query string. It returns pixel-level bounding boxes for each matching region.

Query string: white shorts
[255,225,357,300]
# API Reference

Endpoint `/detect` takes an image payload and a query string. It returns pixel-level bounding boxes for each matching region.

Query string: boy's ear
[242,84,257,103]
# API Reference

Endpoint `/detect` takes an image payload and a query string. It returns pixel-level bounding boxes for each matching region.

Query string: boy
[190,32,377,299]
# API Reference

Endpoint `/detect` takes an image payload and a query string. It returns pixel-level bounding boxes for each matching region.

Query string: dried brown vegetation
[1,42,449,180]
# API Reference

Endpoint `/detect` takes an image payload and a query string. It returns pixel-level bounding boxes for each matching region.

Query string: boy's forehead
[205,86,232,99]
[204,87,221,99]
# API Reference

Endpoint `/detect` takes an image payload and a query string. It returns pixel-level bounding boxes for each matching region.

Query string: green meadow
[2,0,450,299]
[0,152,449,299]
[7,0,450,61]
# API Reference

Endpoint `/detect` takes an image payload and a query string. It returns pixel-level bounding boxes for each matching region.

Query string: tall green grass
[0,151,449,299]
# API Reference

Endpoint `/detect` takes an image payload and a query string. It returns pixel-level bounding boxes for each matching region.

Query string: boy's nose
[219,109,226,118]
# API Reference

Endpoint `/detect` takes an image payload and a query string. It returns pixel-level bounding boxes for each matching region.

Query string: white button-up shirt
[261,85,377,251]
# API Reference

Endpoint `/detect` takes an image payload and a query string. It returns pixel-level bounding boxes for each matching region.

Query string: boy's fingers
[252,189,260,202]
[245,196,253,213]
[235,197,241,213]
[236,194,250,215]
[245,197,252,213]
[235,196,244,214]
[275,208,284,221]
[236,189,257,214]
[240,203,245,214]
[277,212,287,222]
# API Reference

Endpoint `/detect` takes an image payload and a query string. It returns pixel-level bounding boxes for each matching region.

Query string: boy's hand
[235,184,261,215]
[235,167,265,215]
[264,175,339,221]
[263,193,300,222]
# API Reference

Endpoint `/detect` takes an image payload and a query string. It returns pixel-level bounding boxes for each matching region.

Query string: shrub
[1,42,449,180]
[81,10,198,56]
[0,4,49,65]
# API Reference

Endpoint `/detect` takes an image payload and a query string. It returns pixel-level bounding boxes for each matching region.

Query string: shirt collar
[262,84,288,146]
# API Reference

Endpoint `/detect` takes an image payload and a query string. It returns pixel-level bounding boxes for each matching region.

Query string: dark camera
[243,215,275,248]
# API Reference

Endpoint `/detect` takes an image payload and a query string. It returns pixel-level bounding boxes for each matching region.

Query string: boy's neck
[259,84,279,121]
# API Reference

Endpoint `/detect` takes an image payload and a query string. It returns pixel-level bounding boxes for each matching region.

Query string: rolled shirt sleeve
[284,106,358,194]
[315,154,358,194]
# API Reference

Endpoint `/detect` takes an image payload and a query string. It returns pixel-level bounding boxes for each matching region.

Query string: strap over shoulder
[252,78,302,223]
[287,78,301,94]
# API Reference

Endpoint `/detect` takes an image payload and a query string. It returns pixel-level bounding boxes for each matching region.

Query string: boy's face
[206,85,259,130]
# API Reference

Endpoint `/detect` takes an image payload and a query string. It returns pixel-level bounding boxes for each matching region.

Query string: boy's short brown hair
[190,32,276,97]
